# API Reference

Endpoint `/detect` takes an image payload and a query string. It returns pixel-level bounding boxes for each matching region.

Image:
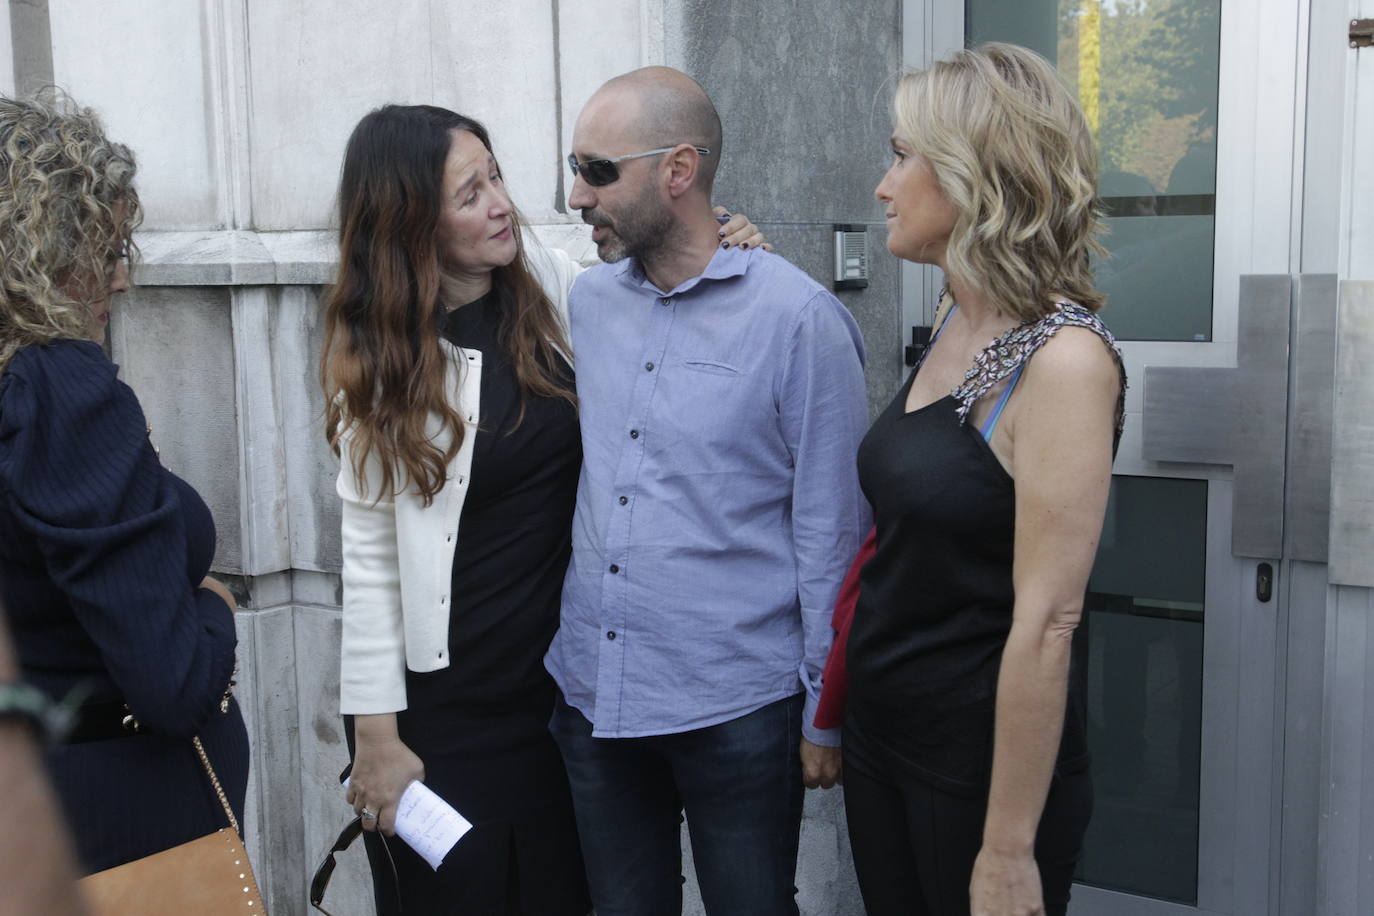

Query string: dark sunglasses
[566,145,711,187]
[309,815,402,915]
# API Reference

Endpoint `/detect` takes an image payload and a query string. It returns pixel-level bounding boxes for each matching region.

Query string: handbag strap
[192,735,241,837]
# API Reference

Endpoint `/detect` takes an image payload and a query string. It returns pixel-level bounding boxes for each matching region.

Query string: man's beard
[581,184,675,264]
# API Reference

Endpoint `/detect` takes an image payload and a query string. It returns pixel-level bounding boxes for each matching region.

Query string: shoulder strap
[192,736,241,836]
[931,289,956,337]
[951,301,1127,446]
[978,363,1025,440]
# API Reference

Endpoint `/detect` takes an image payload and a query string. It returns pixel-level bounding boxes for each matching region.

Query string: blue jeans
[549,692,804,916]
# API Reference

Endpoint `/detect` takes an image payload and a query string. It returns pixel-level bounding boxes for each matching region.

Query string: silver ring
[360,807,377,821]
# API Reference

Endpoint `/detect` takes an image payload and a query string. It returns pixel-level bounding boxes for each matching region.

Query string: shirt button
[618,496,628,505]
[607,631,617,641]
[644,362,655,371]
[660,297,671,307]
[629,429,639,439]
[609,564,620,574]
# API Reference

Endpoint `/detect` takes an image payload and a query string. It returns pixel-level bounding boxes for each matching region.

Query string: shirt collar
[613,244,752,297]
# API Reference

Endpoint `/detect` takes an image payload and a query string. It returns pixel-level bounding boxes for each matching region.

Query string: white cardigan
[338,243,583,714]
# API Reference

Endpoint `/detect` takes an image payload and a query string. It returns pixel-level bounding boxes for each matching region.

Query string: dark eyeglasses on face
[310,816,402,915]
[566,145,712,187]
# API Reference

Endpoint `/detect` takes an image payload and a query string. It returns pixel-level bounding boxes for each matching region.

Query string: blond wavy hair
[894,43,1106,320]
[0,93,141,371]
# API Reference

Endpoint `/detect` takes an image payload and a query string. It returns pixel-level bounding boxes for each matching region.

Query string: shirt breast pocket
[681,357,741,376]
[665,357,770,457]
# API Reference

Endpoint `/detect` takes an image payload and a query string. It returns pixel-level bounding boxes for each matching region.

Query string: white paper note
[393,780,473,870]
[344,778,473,870]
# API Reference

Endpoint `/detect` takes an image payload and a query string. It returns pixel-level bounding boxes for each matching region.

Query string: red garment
[814,527,877,730]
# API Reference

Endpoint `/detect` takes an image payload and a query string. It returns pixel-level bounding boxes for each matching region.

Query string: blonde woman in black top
[845,44,1126,916]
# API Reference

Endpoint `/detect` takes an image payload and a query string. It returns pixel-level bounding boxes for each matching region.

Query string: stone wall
[9,1,904,913]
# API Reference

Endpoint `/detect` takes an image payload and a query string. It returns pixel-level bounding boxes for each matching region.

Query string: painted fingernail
[718,230,726,237]
[741,243,749,250]
[722,241,730,249]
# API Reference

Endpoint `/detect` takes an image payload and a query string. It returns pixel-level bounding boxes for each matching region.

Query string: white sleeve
[336,427,408,714]
[524,237,585,331]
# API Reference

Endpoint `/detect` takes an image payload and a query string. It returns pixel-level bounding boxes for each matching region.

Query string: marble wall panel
[109,285,243,571]
[245,0,433,231]
[248,0,563,231]
[47,0,222,229]
[295,605,373,915]
[239,604,305,915]
[557,0,657,193]
[428,0,561,220]
[233,287,292,574]
[273,285,342,573]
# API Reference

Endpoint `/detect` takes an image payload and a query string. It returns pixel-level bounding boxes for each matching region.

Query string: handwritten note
[344,778,473,870]
[393,780,472,869]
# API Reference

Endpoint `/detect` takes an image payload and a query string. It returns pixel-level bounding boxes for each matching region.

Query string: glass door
[907,1,1303,913]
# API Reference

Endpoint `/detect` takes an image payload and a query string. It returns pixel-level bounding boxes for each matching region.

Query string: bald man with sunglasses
[545,67,869,916]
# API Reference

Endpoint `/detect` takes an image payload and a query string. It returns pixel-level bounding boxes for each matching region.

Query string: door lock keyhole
[1256,563,1274,603]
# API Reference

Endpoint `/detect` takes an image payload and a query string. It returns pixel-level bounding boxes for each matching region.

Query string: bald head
[593,67,722,189]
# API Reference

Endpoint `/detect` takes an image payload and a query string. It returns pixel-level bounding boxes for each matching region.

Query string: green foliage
[1054,0,1220,191]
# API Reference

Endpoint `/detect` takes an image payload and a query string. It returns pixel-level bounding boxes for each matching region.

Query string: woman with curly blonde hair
[0,94,247,872]
[840,44,1126,915]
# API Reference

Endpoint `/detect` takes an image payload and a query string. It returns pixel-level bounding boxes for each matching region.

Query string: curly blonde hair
[894,43,1106,321]
[0,93,141,371]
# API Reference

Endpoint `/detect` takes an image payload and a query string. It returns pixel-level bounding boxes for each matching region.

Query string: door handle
[1141,275,1291,559]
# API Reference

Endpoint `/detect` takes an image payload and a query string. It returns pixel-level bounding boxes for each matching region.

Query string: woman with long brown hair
[321,103,763,913]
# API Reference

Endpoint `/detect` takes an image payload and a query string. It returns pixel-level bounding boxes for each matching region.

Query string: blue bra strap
[979,363,1024,440]
[933,303,958,341]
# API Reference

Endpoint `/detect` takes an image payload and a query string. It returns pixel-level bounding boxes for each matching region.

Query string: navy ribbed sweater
[0,338,248,872]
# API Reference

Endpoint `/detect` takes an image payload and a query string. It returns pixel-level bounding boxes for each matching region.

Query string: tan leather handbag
[79,736,265,915]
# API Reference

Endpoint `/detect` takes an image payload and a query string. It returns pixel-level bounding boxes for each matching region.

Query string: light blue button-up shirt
[545,245,869,746]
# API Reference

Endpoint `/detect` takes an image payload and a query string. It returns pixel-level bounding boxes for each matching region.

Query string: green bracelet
[0,682,73,743]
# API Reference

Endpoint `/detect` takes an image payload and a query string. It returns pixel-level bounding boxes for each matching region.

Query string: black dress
[349,290,590,915]
[842,304,1123,916]
[0,339,248,873]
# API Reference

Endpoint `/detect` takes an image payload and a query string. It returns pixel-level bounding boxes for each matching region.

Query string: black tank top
[847,302,1123,796]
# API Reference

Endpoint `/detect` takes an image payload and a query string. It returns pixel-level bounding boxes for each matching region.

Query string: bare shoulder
[1022,324,1122,393]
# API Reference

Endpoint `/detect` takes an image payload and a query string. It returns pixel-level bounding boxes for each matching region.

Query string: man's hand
[800,738,842,789]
